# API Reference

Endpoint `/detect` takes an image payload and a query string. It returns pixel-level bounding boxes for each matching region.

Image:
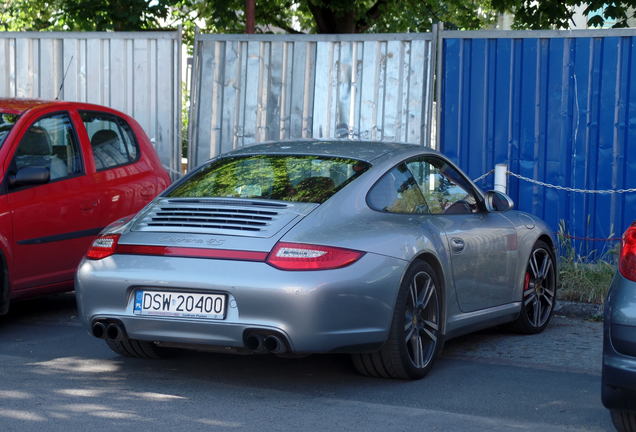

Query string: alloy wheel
[523,248,556,329]
[403,271,439,369]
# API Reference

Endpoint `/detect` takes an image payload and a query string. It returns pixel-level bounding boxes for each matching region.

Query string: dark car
[0,99,170,315]
[603,223,636,431]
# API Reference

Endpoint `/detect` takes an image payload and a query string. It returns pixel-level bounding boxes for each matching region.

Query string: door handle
[80,201,98,211]
[450,237,465,253]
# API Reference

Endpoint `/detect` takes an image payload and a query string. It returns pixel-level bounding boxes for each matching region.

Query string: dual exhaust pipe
[92,321,288,354]
[91,320,124,341]
[245,332,287,354]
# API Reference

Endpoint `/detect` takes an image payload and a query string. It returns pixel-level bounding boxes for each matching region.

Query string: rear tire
[511,240,556,334]
[611,410,636,432]
[352,261,442,379]
[105,338,165,359]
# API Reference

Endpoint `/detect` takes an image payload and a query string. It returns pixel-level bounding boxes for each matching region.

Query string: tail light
[619,224,636,281]
[266,242,364,271]
[86,236,365,269]
[87,234,120,260]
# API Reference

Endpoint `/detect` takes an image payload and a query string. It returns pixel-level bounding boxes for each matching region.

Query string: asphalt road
[0,294,612,432]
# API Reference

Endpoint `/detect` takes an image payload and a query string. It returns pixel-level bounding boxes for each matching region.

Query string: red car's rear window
[0,112,20,147]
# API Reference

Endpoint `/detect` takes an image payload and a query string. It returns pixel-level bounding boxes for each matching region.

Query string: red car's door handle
[80,201,98,211]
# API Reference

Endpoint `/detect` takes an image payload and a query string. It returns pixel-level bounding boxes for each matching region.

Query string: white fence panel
[0,31,181,176]
[189,32,436,168]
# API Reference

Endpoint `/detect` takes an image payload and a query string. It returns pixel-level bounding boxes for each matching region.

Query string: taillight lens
[86,234,120,260]
[619,224,636,281]
[266,242,364,271]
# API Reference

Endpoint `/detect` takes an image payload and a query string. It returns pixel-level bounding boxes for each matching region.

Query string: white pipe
[494,163,508,193]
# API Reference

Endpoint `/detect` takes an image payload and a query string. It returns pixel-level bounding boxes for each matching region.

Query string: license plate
[133,290,226,320]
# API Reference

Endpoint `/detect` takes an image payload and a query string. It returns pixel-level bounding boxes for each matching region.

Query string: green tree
[1,0,498,33]
[173,0,497,33]
[3,0,633,34]
[492,0,636,29]
[1,0,171,31]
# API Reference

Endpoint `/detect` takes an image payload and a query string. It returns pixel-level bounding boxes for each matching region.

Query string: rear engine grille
[132,199,301,238]
[149,207,277,231]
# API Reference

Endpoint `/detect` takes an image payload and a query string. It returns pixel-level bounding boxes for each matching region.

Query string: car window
[0,112,19,147]
[11,112,82,181]
[405,157,478,215]
[81,111,138,171]
[167,155,370,204]
[367,164,430,214]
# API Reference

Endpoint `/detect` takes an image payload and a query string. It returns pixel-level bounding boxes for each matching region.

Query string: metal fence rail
[0,31,181,176]
[189,32,436,168]
[439,28,636,256]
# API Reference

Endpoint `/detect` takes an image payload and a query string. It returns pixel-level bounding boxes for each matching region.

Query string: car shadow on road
[0,292,78,324]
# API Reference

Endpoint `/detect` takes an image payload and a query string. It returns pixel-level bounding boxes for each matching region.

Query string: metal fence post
[494,163,508,193]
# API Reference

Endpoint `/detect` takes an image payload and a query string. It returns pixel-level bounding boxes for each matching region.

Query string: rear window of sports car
[167,154,370,203]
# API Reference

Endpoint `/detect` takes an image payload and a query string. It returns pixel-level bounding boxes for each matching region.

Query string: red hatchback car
[0,99,170,314]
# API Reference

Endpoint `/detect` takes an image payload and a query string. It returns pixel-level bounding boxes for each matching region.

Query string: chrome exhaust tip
[106,323,122,340]
[91,321,106,339]
[245,334,264,351]
[263,335,286,353]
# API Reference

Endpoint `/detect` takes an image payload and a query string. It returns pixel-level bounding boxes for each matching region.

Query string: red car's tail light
[266,242,364,271]
[86,234,120,260]
[619,224,636,281]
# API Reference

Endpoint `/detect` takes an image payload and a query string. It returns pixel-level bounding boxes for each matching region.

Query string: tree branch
[356,0,391,32]
[264,17,305,34]
[306,1,333,33]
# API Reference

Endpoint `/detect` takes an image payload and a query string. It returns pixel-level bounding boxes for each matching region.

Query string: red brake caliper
[524,272,531,291]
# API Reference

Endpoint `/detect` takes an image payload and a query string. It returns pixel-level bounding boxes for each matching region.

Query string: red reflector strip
[116,244,268,262]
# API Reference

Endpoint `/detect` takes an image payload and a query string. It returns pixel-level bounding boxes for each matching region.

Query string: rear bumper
[602,273,636,410]
[75,252,407,353]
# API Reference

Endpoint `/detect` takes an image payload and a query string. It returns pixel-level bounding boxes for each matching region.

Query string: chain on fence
[473,169,636,194]
[471,168,634,243]
[471,169,494,183]
[505,171,636,194]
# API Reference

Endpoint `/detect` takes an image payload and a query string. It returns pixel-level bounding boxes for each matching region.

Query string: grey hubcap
[404,271,439,369]
[523,248,555,328]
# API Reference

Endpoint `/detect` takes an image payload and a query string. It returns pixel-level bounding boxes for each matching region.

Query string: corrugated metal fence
[189,32,436,168]
[6,29,632,256]
[0,31,181,176]
[439,29,636,256]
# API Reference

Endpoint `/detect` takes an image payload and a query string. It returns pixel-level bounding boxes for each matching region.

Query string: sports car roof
[224,139,435,163]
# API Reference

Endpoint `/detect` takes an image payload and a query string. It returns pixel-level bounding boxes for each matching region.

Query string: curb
[554,300,603,321]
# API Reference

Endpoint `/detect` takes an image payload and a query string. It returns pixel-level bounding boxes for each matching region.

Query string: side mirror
[486,190,514,212]
[9,166,50,188]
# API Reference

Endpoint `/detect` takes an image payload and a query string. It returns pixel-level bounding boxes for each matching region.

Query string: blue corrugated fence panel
[440,32,636,257]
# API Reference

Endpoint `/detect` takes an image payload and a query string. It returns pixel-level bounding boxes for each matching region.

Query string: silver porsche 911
[76,140,558,379]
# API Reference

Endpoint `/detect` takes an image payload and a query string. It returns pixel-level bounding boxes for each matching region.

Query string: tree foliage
[299,0,497,32]
[1,0,497,33]
[1,0,635,33]
[1,0,172,31]
[492,0,636,29]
